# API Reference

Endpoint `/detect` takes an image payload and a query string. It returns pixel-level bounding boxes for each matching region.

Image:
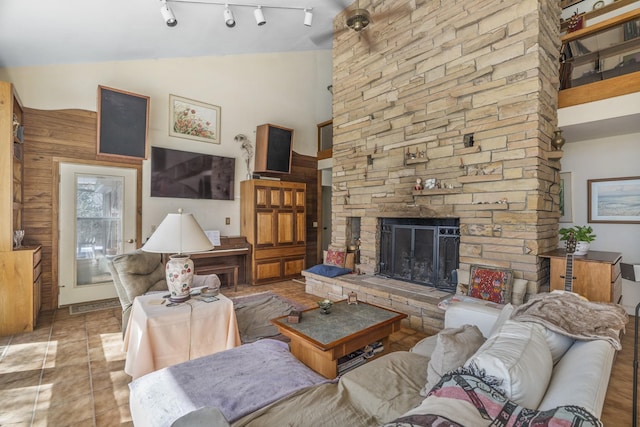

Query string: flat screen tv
[151,146,235,200]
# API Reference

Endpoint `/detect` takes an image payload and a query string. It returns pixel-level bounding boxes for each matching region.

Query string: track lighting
[254,6,266,26]
[160,0,177,27]
[158,2,312,29]
[304,9,313,27]
[223,4,235,28]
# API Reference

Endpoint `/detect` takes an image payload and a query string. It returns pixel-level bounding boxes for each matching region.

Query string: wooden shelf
[405,157,429,165]
[412,188,461,196]
[465,203,509,210]
[546,151,564,160]
[457,174,503,183]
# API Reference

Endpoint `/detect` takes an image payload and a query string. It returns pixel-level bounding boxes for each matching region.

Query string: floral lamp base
[166,255,194,303]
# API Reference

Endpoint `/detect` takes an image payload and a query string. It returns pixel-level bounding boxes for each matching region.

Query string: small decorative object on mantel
[317,299,333,314]
[414,178,423,191]
[551,129,566,151]
[288,310,301,323]
[348,291,358,305]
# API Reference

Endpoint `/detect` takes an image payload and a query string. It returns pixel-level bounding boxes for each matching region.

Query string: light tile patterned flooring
[0,280,428,426]
[2,280,634,426]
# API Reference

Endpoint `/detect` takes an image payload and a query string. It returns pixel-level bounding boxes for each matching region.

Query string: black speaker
[254,123,293,174]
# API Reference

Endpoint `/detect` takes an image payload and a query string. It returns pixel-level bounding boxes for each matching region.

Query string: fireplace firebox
[379,218,459,292]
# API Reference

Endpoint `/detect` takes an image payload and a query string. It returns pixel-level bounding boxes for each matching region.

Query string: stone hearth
[303,271,449,334]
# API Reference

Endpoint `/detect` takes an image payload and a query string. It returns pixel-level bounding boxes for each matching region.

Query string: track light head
[160,0,177,27]
[224,5,235,28]
[254,6,266,26]
[304,9,313,27]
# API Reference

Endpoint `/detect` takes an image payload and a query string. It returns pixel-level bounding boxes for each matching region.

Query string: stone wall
[330,0,562,286]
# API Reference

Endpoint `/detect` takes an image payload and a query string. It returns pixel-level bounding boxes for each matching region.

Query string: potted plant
[559,225,596,255]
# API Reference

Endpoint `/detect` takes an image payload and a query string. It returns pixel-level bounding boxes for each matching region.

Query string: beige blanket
[511,292,628,350]
[232,351,428,427]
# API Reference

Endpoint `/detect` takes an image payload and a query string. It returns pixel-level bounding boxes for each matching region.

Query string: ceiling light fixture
[223,4,235,28]
[160,0,178,27]
[254,6,266,26]
[160,1,313,29]
[304,9,313,27]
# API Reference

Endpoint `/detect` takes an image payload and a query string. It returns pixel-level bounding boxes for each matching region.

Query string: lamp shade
[142,210,214,254]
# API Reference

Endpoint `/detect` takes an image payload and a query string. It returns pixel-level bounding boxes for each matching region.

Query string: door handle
[127,239,135,243]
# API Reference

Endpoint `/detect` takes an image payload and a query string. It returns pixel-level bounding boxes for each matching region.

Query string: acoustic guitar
[560,231,577,292]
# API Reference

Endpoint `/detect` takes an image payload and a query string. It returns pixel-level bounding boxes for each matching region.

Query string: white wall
[560,134,640,314]
[0,51,333,240]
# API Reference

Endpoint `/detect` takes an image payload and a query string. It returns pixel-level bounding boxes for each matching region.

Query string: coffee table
[271,300,407,378]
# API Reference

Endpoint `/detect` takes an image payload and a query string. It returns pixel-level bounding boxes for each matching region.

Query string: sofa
[129,292,627,426]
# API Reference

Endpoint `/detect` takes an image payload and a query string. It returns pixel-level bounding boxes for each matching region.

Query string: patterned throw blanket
[511,291,628,350]
[383,371,603,427]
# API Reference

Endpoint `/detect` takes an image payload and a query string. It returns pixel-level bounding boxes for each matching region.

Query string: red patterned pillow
[325,248,347,268]
[468,265,513,304]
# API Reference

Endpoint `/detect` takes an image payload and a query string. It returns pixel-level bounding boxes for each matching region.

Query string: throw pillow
[325,247,347,267]
[464,319,553,409]
[305,264,352,278]
[468,265,513,305]
[421,324,485,396]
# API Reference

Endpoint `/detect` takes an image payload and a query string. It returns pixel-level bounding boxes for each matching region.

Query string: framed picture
[169,94,221,144]
[559,172,573,223]
[588,176,640,224]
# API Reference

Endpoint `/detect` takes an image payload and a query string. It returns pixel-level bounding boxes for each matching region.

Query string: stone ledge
[302,271,451,335]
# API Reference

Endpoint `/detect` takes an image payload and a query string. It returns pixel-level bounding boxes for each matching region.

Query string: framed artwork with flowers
[169,94,221,144]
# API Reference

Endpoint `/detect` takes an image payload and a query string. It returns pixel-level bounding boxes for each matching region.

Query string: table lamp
[142,209,214,302]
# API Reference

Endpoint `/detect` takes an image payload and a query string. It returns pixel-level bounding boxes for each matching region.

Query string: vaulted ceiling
[0,0,350,67]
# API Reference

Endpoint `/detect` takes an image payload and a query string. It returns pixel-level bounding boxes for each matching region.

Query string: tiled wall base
[302,271,451,335]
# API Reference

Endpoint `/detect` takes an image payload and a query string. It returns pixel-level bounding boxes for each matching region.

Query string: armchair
[106,249,221,335]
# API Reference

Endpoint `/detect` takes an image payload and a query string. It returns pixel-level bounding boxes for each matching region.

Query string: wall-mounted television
[151,146,235,200]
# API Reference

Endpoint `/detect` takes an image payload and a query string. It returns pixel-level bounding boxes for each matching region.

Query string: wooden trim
[558,71,640,108]
[562,7,640,43]
[316,169,323,265]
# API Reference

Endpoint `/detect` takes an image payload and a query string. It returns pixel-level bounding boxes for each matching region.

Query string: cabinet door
[282,188,293,207]
[283,256,305,277]
[277,211,295,245]
[296,211,305,244]
[255,259,282,283]
[575,261,612,303]
[255,187,269,207]
[295,189,305,208]
[270,188,281,207]
[256,211,275,247]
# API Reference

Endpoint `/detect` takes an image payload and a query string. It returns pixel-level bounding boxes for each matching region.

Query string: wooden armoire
[240,179,306,285]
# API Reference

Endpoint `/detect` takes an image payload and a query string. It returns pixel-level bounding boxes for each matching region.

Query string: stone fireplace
[328,0,562,295]
[378,218,459,292]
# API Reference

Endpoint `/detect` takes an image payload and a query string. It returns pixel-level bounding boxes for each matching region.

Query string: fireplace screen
[379,218,459,291]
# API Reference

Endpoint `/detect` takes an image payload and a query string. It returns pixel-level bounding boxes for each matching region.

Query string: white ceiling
[0,0,350,68]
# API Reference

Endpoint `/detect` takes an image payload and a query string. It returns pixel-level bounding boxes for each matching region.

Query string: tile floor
[0,280,428,426]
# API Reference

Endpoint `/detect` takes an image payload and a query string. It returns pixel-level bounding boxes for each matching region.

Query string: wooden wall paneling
[22,108,142,310]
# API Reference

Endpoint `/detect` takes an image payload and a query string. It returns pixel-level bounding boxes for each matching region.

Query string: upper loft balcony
[559,3,640,108]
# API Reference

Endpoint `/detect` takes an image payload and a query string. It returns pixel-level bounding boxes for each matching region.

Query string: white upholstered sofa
[131,293,626,426]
